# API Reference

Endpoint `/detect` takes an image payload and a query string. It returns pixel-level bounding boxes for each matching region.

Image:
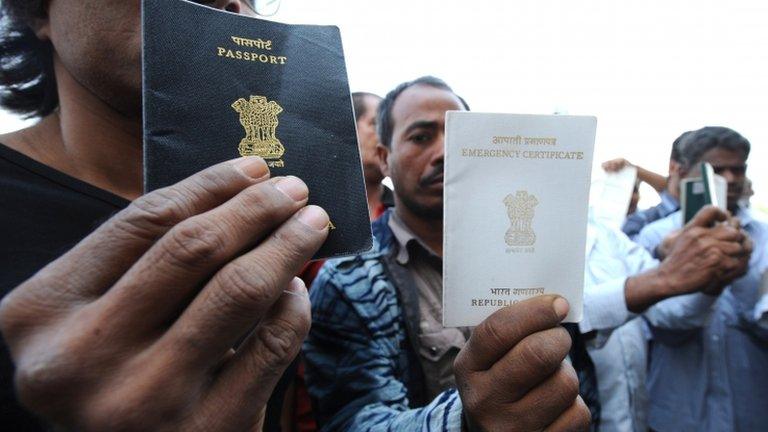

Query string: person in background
[636,126,767,432]
[353,91,394,220]
[608,131,691,240]
[581,205,751,432]
[304,76,595,432]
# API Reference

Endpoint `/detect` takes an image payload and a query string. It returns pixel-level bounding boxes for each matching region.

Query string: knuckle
[118,189,191,240]
[0,280,61,346]
[239,182,283,211]
[0,292,20,336]
[518,336,560,372]
[454,349,470,376]
[557,365,580,403]
[163,219,227,269]
[196,164,240,191]
[460,390,485,417]
[575,398,592,431]
[475,319,507,354]
[252,319,304,370]
[13,341,77,410]
[272,225,314,259]
[214,260,277,312]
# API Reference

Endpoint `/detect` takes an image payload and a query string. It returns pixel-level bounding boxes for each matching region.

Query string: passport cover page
[443,112,596,326]
[142,0,372,259]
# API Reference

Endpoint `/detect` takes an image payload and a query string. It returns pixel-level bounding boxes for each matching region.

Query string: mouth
[424,175,443,188]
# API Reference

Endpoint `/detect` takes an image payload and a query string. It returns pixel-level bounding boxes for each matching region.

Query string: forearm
[580,278,634,341]
[644,292,717,330]
[635,166,667,193]
[624,269,674,313]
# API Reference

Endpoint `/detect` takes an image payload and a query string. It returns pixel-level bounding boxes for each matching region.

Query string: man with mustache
[304,76,595,431]
[635,126,768,432]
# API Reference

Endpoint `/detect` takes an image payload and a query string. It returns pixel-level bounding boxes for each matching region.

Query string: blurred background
[2,0,766,214]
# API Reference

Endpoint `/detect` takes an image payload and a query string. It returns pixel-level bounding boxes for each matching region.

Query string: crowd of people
[0,1,765,431]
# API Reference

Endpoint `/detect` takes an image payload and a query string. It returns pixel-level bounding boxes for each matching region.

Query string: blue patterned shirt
[304,212,464,431]
[622,190,679,241]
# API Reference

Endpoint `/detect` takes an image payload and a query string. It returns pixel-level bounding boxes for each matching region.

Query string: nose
[720,169,738,184]
[212,0,243,13]
[433,132,445,164]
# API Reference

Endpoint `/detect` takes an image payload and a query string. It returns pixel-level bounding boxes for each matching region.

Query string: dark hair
[351,92,381,122]
[377,76,469,148]
[677,126,751,170]
[670,130,691,163]
[0,2,58,118]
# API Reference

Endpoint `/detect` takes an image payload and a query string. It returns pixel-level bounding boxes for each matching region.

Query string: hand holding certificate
[443,112,596,326]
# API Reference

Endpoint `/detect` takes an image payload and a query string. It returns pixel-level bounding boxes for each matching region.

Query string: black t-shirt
[0,143,128,429]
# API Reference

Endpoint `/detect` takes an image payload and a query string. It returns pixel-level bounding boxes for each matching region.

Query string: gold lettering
[225,49,236,59]
[217,47,226,56]
[231,36,273,50]
[277,56,287,64]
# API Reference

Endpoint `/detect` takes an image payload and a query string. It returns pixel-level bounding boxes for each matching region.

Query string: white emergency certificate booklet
[443,112,596,326]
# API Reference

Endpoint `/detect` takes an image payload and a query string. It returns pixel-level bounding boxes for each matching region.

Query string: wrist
[655,263,681,297]
[625,269,672,313]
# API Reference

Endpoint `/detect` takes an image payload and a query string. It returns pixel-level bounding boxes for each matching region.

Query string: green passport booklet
[681,163,727,224]
[142,0,372,259]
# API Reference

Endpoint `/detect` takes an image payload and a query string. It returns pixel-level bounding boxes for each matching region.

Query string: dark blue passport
[142,0,372,259]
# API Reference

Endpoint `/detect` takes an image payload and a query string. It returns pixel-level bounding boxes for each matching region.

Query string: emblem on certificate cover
[232,95,285,167]
[504,191,539,247]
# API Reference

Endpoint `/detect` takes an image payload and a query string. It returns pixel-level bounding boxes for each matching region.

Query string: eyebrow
[403,120,439,135]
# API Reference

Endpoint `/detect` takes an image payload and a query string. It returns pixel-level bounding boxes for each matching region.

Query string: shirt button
[712,335,720,342]
[429,346,439,355]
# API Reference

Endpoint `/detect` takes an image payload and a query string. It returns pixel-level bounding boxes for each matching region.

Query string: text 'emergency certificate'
[443,112,596,326]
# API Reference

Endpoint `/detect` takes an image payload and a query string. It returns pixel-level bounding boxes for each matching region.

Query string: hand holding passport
[142,0,372,259]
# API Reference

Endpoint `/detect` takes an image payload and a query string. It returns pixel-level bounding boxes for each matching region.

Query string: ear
[669,160,682,177]
[376,144,391,178]
[30,2,52,40]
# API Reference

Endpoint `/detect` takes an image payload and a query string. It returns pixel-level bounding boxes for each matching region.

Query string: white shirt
[581,214,659,432]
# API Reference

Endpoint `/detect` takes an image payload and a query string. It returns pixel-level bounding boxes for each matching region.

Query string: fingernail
[553,297,570,320]
[275,176,309,202]
[297,205,330,231]
[234,156,269,179]
[283,278,309,298]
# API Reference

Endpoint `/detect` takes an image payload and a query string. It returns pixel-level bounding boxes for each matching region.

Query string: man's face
[357,95,383,183]
[683,147,748,212]
[41,1,255,118]
[379,85,465,221]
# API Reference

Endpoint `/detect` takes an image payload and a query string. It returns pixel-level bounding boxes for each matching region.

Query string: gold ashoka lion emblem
[232,95,285,167]
[504,190,539,247]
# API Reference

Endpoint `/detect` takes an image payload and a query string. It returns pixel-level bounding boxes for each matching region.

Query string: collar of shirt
[387,211,440,266]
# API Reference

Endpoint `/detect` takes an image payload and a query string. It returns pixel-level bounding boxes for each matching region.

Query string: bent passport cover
[142,0,372,259]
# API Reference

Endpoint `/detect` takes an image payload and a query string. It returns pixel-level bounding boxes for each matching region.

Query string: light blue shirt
[637,208,768,432]
[581,215,659,432]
